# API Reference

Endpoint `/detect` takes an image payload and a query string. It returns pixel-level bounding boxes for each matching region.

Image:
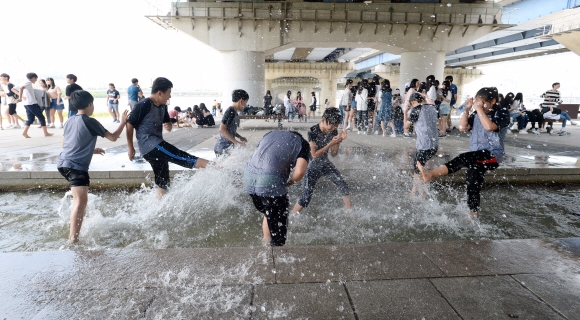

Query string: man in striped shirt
[542,82,562,110]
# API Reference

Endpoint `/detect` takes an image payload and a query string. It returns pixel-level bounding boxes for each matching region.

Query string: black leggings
[250,194,289,246]
[142,141,199,189]
[444,150,499,212]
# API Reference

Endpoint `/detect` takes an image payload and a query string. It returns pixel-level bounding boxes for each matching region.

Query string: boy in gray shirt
[57,90,128,243]
[406,93,439,196]
[214,89,248,156]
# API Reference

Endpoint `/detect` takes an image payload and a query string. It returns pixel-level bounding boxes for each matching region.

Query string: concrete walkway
[1,116,579,189]
[1,238,579,318]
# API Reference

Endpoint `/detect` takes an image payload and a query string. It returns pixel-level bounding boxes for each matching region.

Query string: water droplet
[447,3,452,7]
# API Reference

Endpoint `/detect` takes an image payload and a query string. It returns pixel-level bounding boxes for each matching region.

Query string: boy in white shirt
[15,73,53,138]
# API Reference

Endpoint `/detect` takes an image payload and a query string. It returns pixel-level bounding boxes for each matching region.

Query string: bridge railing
[539,8,580,37]
[154,1,502,27]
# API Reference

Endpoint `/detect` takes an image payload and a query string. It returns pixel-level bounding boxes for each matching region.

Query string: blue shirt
[244,131,310,197]
[468,107,510,163]
[128,85,140,101]
[57,115,107,172]
[450,84,458,106]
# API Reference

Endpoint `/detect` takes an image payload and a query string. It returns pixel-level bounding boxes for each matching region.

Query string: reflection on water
[1,146,579,252]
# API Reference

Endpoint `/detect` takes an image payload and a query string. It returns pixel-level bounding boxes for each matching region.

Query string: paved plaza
[1,116,579,318]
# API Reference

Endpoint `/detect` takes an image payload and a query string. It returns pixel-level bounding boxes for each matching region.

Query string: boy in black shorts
[405,93,439,196]
[57,90,128,243]
[291,108,351,214]
[126,77,210,199]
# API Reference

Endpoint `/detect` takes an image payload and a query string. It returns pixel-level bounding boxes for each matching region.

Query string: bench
[238,114,288,129]
[543,104,579,134]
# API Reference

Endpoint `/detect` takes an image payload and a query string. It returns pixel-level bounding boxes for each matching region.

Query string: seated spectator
[200,103,216,127]
[168,106,181,126]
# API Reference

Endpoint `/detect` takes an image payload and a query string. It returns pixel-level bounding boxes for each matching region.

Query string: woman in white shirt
[284,90,295,122]
[340,79,353,130]
[355,81,368,133]
[403,79,419,137]
[426,75,437,104]
[438,80,452,137]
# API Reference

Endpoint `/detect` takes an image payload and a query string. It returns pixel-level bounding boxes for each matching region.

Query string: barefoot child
[214,89,248,157]
[126,77,210,199]
[291,108,352,214]
[417,87,510,218]
[15,73,53,138]
[406,93,439,196]
[57,90,129,243]
[244,131,310,246]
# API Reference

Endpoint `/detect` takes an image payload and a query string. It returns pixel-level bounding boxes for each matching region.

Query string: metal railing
[539,8,580,37]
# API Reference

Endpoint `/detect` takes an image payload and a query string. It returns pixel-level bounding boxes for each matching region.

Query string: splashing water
[1,147,579,252]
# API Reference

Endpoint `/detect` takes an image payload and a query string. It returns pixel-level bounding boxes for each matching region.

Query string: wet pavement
[1,238,579,318]
[1,116,579,189]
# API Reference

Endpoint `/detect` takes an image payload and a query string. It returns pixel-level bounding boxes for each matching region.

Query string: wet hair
[514,92,523,102]
[46,77,56,89]
[26,72,38,80]
[498,93,504,102]
[109,83,115,87]
[381,79,392,92]
[66,74,77,82]
[322,107,342,125]
[445,75,454,82]
[69,90,94,110]
[345,79,353,87]
[426,75,436,88]
[174,106,181,112]
[552,82,560,88]
[409,92,424,103]
[407,79,420,93]
[289,130,310,157]
[357,81,364,94]
[419,82,427,93]
[0,73,9,80]
[232,89,249,102]
[132,78,139,84]
[151,77,173,94]
[362,79,369,88]
[475,87,500,110]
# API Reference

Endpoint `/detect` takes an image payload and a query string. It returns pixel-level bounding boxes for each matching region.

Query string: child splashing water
[417,87,510,218]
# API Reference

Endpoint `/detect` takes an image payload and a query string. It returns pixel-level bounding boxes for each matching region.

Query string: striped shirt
[542,89,560,107]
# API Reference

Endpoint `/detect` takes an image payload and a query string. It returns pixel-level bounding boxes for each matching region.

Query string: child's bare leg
[69,186,89,243]
[417,161,449,183]
[342,195,352,209]
[42,126,53,137]
[262,216,271,244]
[22,125,31,138]
[291,202,303,214]
[389,121,396,134]
[469,211,479,219]
[156,187,167,199]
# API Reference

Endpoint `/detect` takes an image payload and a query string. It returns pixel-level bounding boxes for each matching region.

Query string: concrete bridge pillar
[222,50,265,108]
[399,51,446,91]
[320,78,337,110]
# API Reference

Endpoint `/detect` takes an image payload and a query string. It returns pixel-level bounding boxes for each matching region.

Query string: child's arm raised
[330,131,347,157]
[310,137,340,159]
[104,110,129,142]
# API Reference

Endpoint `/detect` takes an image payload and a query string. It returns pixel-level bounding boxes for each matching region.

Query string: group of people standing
[279,90,328,122]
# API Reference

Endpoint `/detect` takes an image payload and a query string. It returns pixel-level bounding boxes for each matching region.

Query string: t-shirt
[214,106,240,153]
[409,104,439,151]
[310,96,317,107]
[66,83,83,111]
[450,84,458,106]
[20,81,38,105]
[308,124,337,164]
[467,107,510,163]
[542,89,560,108]
[264,94,272,107]
[107,89,120,104]
[0,83,17,104]
[127,98,170,156]
[128,85,140,101]
[244,131,310,197]
[57,114,108,172]
[168,109,179,119]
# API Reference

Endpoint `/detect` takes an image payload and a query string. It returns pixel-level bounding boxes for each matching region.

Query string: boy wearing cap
[405,92,439,195]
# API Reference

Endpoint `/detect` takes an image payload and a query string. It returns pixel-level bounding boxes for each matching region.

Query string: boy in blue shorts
[291,108,351,214]
[57,90,128,243]
[214,89,248,156]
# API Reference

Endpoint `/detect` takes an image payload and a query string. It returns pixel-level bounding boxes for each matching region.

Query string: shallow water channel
[2,151,579,252]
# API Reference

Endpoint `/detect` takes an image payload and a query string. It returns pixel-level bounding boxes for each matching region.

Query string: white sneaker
[357,130,361,134]
[60,124,64,128]
[346,124,351,130]
[531,128,539,135]
[13,125,21,129]
[49,124,55,128]
[571,121,577,125]
[374,130,379,135]
[390,133,397,138]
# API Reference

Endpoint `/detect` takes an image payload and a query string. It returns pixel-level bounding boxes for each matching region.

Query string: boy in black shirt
[291,108,351,214]
[65,74,82,118]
